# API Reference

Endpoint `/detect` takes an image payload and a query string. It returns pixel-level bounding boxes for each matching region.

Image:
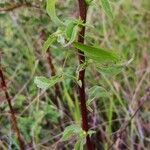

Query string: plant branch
[39,30,64,132]
[39,30,62,108]
[46,50,62,102]
[0,2,39,12]
[0,65,25,150]
[77,0,93,149]
[46,49,65,132]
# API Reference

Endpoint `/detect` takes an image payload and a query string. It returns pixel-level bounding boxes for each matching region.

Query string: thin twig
[46,50,62,103]
[39,30,64,132]
[46,50,65,132]
[39,30,62,108]
[0,2,39,12]
[0,64,25,149]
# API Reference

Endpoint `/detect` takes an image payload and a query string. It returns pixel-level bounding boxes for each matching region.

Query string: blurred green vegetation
[0,0,149,149]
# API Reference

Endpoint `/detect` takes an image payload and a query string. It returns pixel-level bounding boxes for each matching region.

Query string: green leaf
[75,138,86,150]
[88,86,109,99]
[31,111,45,137]
[85,0,93,5]
[74,42,119,63]
[44,105,60,123]
[97,66,123,76]
[65,25,78,47]
[43,34,56,53]
[64,20,79,47]
[19,117,33,142]
[15,95,26,107]
[61,124,83,141]
[65,20,77,40]
[87,86,109,106]
[34,75,62,90]
[101,0,113,18]
[46,0,64,26]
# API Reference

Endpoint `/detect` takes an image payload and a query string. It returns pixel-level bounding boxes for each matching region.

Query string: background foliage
[0,0,150,149]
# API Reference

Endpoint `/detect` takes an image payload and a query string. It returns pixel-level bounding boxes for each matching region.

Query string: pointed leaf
[64,20,79,47]
[97,66,123,76]
[46,0,64,26]
[74,42,119,63]
[75,138,86,150]
[61,124,83,141]
[65,25,78,46]
[87,86,109,106]
[34,75,62,90]
[101,0,113,18]
[65,20,77,40]
[88,86,109,99]
[43,34,56,53]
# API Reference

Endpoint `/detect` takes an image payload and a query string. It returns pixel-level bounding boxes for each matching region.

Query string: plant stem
[46,50,62,103]
[0,67,25,150]
[46,50,64,132]
[40,30,62,108]
[0,2,39,12]
[77,0,93,149]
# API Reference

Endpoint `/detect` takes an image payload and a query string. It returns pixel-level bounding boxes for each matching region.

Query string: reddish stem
[46,50,64,132]
[0,67,25,150]
[46,50,62,103]
[40,30,62,107]
[77,0,93,149]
